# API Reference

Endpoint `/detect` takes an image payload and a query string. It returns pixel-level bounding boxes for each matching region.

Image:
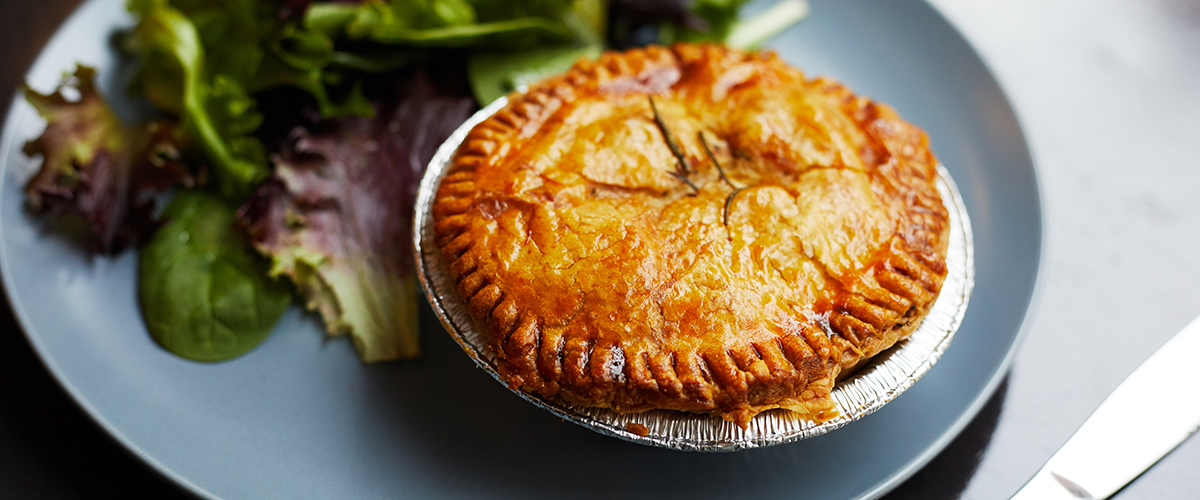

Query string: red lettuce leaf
[22,65,192,253]
[240,71,474,361]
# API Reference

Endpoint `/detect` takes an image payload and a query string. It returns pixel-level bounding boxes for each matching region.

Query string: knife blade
[1012,314,1200,499]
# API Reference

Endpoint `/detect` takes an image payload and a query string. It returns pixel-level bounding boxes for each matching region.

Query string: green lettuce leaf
[124,0,380,200]
[126,0,268,199]
[678,0,750,43]
[467,43,601,104]
[609,0,807,50]
[255,23,378,118]
[708,0,810,50]
[305,0,575,48]
[465,0,605,104]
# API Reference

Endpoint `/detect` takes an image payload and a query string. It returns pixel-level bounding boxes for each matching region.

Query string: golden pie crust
[432,43,949,427]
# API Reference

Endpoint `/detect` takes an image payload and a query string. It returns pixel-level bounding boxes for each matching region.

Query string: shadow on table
[882,375,1010,500]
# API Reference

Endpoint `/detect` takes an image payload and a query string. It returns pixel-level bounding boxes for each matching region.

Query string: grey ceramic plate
[0,0,1040,499]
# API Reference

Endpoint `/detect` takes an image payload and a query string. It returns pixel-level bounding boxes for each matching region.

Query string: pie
[431,43,950,427]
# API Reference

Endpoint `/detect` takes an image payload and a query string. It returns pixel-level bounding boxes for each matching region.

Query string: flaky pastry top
[432,43,949,426]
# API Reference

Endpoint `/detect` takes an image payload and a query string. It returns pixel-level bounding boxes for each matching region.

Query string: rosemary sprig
[668,171,700,193]
[699,131,747,227]
[723,187,748,227]
[699,131,740,190]
[648,96,696,189]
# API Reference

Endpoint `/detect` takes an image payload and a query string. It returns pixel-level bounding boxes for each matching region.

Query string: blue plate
[0,0,1040,498]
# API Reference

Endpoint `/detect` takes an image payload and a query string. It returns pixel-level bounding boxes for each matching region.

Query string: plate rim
[851,0,1047,496]
[0,1,222,498]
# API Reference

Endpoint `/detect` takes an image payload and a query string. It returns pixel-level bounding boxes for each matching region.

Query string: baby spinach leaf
[140,191,291,362]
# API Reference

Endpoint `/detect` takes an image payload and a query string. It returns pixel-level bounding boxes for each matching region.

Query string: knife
[1012,315,1200,499]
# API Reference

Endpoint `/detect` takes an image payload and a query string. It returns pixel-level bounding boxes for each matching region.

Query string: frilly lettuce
[22,65,191,253]
[126,0,268,199]
[124,0,380,200]
[240,72,474,361]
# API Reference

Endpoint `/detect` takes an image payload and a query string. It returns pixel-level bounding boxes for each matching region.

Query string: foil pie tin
[414,97,975,452]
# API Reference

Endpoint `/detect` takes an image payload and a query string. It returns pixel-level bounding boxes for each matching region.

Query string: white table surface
[921,0,1200,497]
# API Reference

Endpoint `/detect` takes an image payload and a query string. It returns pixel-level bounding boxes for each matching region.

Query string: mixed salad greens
[21,0,807,362]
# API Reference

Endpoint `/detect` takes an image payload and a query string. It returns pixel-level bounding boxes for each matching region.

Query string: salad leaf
[608,0,808,50]
[305,0,575,48]
[240,71,475,361]
[465,0,605,104]
[126,0,269,199]
[678,0,748,43]
[327,50,417,73]
[22,65,191,253]
[363,17,572,47]
[718,0,810,50]
[156,0,379,120]
[468,43,601,104]
[255,36,377,119]
[140,190,292,362]
[167,0,272,84]
[681,0,763,43]
[305,0,478,37]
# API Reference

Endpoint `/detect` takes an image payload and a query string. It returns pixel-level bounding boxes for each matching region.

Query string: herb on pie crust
[647,95,699,194]
[699,131,747,227]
